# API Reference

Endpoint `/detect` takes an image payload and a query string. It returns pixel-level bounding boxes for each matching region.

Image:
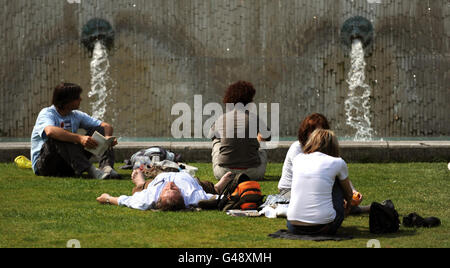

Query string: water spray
[81,18,115,121]
[341,16,374,141]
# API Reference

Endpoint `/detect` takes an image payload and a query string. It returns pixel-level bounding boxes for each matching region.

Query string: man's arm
[101,122,114,136]
[44,126,98,149]
[100,122,118,146]
[96,193,119,206]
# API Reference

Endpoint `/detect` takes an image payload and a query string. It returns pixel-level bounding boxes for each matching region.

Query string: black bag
[369,200,400,234]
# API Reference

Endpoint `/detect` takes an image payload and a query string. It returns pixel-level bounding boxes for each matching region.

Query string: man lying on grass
[96,168,234,211]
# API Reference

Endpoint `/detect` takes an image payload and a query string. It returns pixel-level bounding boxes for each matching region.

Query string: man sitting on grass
[96,169,234,211]
[31,82,120,179]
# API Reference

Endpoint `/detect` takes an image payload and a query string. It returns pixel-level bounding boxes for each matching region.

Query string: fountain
[81,18,114,55]
[341,16,374,141]
[1,1,449,142]
[81,18,115,120]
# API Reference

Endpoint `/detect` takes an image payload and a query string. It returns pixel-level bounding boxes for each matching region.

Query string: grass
[0,162,448,248]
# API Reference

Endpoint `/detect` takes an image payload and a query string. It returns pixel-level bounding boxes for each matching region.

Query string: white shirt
[278,141,303,190]
[118,172,214,210]
[287,152,349,225]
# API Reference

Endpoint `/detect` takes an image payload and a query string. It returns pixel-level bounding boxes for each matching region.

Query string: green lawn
[0,162,448,248]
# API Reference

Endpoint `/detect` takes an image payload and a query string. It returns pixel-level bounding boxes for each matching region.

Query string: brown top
[209,106,270,169]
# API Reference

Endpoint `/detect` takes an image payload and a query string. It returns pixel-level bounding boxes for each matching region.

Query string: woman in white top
[287,129,354,235]
[278,113,330,198]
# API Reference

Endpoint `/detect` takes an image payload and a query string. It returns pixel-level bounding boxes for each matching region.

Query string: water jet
[341,16,374,141]
[81,18,115,120]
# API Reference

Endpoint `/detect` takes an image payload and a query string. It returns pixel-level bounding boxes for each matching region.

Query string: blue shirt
[30,106,102,173]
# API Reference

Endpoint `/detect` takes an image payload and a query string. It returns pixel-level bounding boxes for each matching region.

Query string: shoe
[403,213,425,227]
[404,213,441,228]
[102,166,122,179]
[423,217,441,228]
[88,165,109,180]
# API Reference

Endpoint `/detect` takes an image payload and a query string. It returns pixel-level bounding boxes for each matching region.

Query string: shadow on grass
[78,170,132,180]
[338,225,417,240]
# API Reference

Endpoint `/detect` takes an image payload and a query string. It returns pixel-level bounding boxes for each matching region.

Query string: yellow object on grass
[15,155,32,169]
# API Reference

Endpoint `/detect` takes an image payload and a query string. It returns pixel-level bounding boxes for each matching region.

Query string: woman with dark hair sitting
[208,81,271,181]
[278,113,330,199]
[279,113,369,214]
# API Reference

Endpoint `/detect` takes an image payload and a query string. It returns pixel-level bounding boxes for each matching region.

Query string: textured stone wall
[0,0,449,139]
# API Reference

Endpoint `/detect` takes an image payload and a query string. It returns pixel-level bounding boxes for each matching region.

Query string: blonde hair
[302,129,340,157]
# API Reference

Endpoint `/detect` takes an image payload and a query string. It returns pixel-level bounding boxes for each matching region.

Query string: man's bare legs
[131,169,150,195]
[214,171,234,194]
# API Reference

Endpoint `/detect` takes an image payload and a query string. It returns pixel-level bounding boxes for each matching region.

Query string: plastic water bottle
[133,155,150,170]
[151,156,160,164]
[166,151,175,161]
[181,164,198,177]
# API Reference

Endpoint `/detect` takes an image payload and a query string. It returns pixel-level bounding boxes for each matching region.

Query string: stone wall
[1,0,449,139]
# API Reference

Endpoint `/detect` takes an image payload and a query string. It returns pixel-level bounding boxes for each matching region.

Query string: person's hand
[80,135,98,149]
[257,133,265,142]
[343,199,352,217]
[96,193,111,204]
[105,136,118,147]
[351,191,363,206]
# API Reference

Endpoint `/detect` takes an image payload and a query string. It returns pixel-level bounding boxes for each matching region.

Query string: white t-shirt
[118,172,214,211]
[287,152,349,225]
[278,141,303,190]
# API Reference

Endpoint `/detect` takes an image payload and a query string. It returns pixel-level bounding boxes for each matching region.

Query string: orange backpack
[218,173,264,211]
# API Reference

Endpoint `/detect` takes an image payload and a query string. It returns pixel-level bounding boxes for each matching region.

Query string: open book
[84,131,116,157]
[226,210,261,217]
